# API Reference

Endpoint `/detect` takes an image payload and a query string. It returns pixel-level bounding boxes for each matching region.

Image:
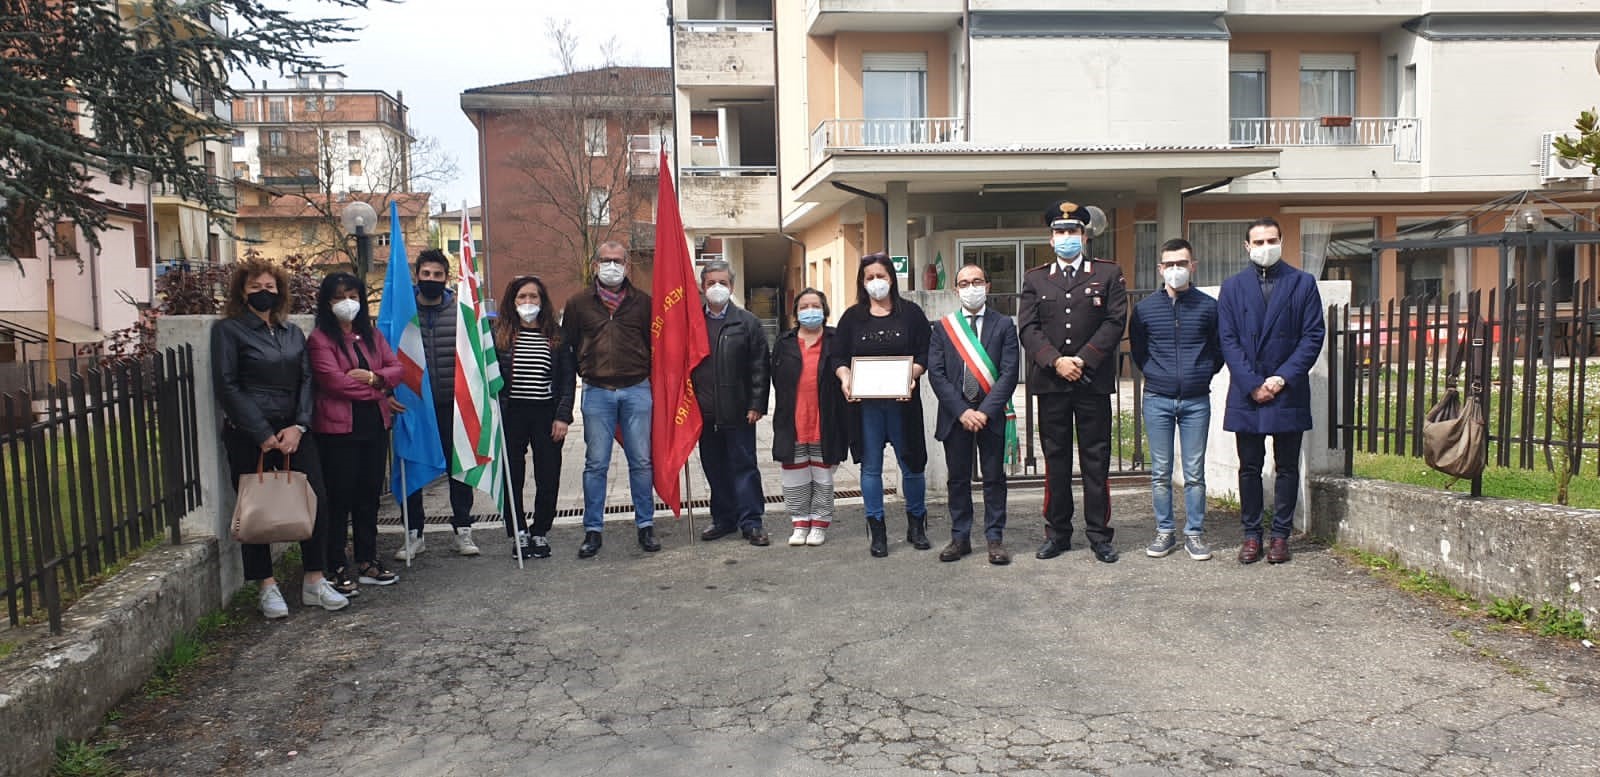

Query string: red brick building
[461,67,673,314]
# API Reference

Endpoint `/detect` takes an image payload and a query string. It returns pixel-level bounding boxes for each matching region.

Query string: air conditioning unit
[1540,131,1592,182]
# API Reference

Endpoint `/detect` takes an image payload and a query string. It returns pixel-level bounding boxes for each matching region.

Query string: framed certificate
[850,356,915,400]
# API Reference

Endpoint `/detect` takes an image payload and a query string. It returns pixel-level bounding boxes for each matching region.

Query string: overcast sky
[243,0,672,209]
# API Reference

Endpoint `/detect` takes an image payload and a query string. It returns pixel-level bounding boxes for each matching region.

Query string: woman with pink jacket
[308,272,405,597]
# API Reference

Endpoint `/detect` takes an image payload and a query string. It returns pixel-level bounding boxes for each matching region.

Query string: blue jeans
[581,380,654,532]
[859,400,926,522]
[1143,393,1209,535]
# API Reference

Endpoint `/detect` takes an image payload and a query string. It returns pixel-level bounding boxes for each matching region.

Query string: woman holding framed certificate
[831,253,932,558]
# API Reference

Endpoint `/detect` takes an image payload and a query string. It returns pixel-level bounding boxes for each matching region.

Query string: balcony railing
[674,19,774,33]
[1229,117,1421,163]
[809,117,966,168]
[627,135,672,177]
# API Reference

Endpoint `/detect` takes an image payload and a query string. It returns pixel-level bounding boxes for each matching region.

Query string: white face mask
[331,298,361,322]
[516,303,540,323]
[596,261,626,287]
[958,284,988,311]
[864,278,891,301]
[1162,266,1191,290]
[704,283,731,307]
[1248,243,1282,268]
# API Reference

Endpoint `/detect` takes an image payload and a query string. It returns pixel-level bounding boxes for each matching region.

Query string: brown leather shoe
[1266,537,1291,564]
[938,538,972,562]
[986,540,1011,566]
[1237,537,1263,564]
[742,528,771,547]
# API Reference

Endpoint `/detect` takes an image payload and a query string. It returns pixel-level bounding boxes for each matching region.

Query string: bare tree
[501,19,672,291]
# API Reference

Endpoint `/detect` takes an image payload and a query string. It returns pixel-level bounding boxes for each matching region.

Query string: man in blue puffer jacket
[1130,238,1224,562]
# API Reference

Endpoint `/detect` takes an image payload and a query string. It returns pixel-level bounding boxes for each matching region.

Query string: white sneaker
[452,526,481,556]
[806,525,827,546]
[393,531,426,561]
[302,578,350,611]
[258,584,288,619]
[788,526,810,546]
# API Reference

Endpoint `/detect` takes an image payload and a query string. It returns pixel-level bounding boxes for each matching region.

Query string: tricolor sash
[939,312,1020,468]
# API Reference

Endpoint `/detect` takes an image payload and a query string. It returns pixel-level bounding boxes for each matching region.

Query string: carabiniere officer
[1017,199,1129,564]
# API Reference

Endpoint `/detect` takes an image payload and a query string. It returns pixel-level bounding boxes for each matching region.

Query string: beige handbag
[231,452,317,544]
[1423,339,1487,480]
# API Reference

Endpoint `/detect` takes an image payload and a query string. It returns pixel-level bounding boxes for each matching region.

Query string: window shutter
[1229,53,1267,72]
[862,52,928,72]
[1300,53,1356,71]
[129,204,151,268]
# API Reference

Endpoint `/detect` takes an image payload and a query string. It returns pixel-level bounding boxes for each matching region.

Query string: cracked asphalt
[107,492,1600,777]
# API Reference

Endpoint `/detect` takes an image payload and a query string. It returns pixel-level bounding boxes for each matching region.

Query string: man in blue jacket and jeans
[1217,217,1326,565]
[1130,238,1223,561]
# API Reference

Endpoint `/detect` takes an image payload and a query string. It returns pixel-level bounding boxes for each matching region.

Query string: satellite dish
[340,200,378,234]
[1084,205,1108,238]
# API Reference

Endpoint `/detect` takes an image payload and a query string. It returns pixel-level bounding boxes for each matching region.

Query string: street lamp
[340,200,378,279]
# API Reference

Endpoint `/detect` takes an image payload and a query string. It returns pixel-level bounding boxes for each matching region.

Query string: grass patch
[140,594,248,699]
[0,640,16,660]
[1351,451,1600,509]
[51,738,122,777]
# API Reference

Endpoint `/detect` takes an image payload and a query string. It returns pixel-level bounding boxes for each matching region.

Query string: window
[233,162,249,180]
[1300,53,1356,117]
[53,222,78,258]
[375,233,391,247]
[1382,55,1399,117]
[5,201,38,259]
[301,224,319,245]
[243,223,262,241]
[1229,53,1268,144]
[862,52,928,145]
[232,130,245,147]
[256,192,270,207]
[265,130,286,155]
[1187,220,1255,288]
[323,95,336,111]
[1304,218,1376,303]
[587,188,610,225]
[267,97,287,122]
[446,239,482,255]
[347,129,361,146]
[1133,222,1158,289]
[348,159,363,176]
[304,95,317,112]
[1397,218,1472,300]
[584,118,607,156]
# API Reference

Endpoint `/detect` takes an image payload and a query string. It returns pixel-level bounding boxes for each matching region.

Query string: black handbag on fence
[1422,334,1486,480]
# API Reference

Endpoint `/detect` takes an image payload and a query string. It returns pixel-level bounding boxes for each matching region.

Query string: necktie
[962,315,981,402]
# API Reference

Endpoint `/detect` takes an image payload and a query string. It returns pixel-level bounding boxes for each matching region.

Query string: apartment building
[0,1,236,383]
[461,67,672,313]
[232,71,421,271]
[670,0,1600,322]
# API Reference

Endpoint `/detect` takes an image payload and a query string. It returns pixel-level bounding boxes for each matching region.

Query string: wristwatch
[294,423,309,434]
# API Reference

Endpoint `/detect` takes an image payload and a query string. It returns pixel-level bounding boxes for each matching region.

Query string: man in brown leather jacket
[561,241,658,558]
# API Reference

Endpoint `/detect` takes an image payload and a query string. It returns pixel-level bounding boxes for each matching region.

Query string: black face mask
[246,290,279,312]
[417,280,446,300]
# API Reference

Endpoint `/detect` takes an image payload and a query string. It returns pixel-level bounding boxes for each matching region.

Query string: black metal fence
[1327,280,1599,485]
[0,346,201,633]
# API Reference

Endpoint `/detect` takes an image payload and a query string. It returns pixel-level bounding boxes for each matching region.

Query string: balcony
[1230,117,1421,163]
[674,20,774,92]
[627,135,675,178]
[152,177,237,211]
[806,0,964,35]
[809,117,966,168]
[679,168,779,233]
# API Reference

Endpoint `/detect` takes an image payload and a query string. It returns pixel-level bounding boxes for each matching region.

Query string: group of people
[210,201,1324,621]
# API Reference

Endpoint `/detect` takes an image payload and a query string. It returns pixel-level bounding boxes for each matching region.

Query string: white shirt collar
[962,305,987,319]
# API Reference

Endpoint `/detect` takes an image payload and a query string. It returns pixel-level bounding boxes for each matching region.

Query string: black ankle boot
[906,513,931,550]
[868,519,888,558]
[637,525,661,553]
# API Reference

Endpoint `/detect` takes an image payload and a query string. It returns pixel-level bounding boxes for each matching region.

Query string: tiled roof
[827,142,1255,154]
[464,67,671,97]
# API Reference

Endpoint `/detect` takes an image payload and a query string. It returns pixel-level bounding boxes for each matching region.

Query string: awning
[0,311,106,344]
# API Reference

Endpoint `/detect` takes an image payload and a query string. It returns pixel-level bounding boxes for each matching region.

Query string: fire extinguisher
[923,262,939,290]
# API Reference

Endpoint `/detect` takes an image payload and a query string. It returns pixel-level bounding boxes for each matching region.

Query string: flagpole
[681,468,694,548]
[398,435,411,569]
[498,428,524,570]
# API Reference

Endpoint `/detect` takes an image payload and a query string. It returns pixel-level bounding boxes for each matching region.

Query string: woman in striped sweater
[493,275,576,561]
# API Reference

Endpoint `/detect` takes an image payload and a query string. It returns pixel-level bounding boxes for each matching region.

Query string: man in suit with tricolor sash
[927,263,1021,565]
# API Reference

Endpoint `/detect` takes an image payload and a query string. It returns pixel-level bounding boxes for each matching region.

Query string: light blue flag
[376,201,446,503]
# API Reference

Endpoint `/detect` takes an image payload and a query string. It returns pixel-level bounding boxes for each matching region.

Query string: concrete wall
[0,538,220,777]
[1310,477,1600,628]
[680,174,781,232]
[969,37,1230,147]
[675,27,776,88]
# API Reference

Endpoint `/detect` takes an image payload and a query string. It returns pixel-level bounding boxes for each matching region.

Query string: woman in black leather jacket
[211,259,347,618]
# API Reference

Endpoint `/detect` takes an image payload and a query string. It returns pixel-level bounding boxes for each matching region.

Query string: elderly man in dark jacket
[1130,238,1224,562]
[1217,217,1326,565]
[691,261,773,546]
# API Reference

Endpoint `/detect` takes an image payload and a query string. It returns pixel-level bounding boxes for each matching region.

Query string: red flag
[650,147,709,517]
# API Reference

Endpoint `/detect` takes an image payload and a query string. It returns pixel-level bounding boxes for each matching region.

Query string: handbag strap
[254,449,294,482]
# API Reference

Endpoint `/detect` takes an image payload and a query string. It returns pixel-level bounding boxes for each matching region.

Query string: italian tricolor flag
[451,207,503,500]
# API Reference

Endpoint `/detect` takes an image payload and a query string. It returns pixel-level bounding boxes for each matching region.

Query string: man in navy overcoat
[1216,217,1325,565]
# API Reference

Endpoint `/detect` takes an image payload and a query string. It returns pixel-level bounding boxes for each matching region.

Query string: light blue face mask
[797,308,825,328]
[1053,235,1084,260]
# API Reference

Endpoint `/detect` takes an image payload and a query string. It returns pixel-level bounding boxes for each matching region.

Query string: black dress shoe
[742,528,771,546]
[1035,538,1071,560]
[1091,543,1120,564]
[578,531,602,559]
[638,526,662,552]
[700,524,737,541]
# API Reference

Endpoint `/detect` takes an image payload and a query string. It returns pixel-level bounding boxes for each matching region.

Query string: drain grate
[377,488,895,525]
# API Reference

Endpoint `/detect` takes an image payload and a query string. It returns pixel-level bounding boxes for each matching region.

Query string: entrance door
[862,53,927,146]
[958,239,1049,316]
